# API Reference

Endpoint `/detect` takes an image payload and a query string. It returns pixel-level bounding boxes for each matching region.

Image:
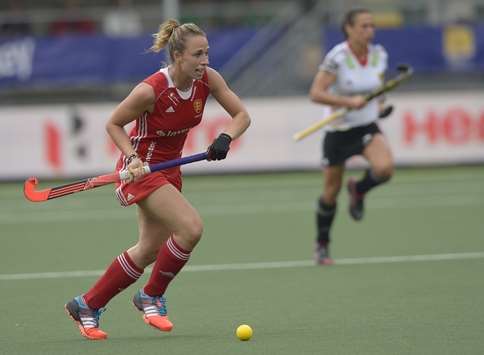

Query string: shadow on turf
[64,332,232,343]
[27,333,226,347]
[110,332,235,343]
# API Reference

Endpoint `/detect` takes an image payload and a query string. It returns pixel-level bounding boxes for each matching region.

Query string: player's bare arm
[207,67,250,139]
[309,70,366,109]
[106,83,155,156]
[106,83,156,180]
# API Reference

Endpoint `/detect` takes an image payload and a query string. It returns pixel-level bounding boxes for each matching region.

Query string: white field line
[1,251,484,281]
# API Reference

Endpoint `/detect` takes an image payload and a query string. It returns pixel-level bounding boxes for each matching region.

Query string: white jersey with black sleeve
[319,41,388,131]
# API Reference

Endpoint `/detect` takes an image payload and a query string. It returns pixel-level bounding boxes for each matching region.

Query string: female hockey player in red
[65,19,250,340]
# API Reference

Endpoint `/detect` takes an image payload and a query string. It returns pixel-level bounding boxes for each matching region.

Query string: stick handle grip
[118,152,208,181]
[118,169,130,181]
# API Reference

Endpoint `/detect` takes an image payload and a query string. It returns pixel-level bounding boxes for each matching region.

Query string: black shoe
[347,178,365,221]
[314,243,334,265]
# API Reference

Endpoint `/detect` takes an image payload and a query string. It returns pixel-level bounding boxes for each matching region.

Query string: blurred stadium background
[1,0,484,176]
[1,1,484,354]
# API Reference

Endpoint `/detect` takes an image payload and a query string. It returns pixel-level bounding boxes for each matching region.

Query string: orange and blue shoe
[64,296,108,340]
[133,289,174,332]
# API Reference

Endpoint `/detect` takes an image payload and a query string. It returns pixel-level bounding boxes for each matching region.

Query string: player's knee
[188,221,203,243]
[324,183,341,203]
[181,215,204,247]
[373,164,393,182]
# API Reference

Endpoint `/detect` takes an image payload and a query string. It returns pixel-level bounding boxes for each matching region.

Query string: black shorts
[322,122,381,167]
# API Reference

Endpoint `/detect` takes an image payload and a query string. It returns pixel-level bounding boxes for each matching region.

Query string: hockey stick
[24,152,208,202]
[293,64,413,141]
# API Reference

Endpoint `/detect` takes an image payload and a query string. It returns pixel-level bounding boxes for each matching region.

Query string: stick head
[378,105,394,119]
[396,64,413,76]
[24,177,51,202]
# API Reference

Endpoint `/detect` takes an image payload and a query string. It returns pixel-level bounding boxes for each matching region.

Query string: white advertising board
[1,92,483,179]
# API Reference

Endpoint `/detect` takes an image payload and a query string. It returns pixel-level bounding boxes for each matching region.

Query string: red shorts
[114,167,182,207]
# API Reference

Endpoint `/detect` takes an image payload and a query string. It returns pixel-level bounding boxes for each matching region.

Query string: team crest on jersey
[193,99,203,114]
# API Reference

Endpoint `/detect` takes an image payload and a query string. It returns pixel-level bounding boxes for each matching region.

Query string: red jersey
[114,67,210,206]
[123,67,210,166]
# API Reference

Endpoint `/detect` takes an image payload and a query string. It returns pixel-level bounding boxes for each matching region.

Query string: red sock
[84,251,143,309]
[143,236,191,296]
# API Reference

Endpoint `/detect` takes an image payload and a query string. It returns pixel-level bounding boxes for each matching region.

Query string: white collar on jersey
[160,67,194,100]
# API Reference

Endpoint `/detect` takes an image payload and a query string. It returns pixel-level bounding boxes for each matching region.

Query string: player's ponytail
[150,19,206,62]
[150,19,180,53]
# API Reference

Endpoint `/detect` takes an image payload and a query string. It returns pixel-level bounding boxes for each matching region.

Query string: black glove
[207,133,232,161]
[378,105,394,119]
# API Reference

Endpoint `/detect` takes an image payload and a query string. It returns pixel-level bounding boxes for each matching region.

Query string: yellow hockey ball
[236,324,253,341]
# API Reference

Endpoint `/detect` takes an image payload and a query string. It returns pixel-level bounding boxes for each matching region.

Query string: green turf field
[1,166,484,355]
